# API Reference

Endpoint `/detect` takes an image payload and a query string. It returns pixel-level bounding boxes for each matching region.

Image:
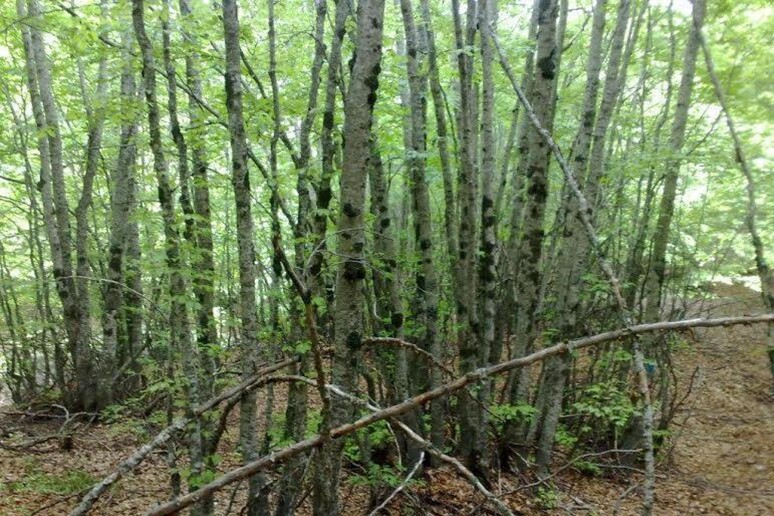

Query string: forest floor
[1,286,772,515]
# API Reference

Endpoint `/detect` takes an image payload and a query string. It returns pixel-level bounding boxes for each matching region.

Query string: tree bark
[468,0,497,476]
[132,0,200,507]
[398,0,443,453]
[275,2,328,514]
[221,0,269,513]
[159,2,211,510]
[534,0,613,477]
[103,30,138,406]
[313,0,386,511]
[643,0,706,323]
[420,0,457,264]
[22,0,94,411]
[502,0,561,461]
[309,0,351,336]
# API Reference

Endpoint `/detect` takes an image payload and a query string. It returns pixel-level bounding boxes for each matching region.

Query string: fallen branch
[143,313,773,516]
[69,356,299,516]
[1,403,90,453]
[0,434,63,452]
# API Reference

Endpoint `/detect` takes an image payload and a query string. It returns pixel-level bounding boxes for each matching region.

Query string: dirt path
[1,292,772,515]
[557,292,774,515]
[659,294,774,515]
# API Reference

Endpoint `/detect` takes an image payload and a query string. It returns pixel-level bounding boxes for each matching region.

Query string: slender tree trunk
[367,131,420,467]
[159,2,210,510]
[124,171,144,386]
[505,0,541,267]
[585,0,633,213]
[398,0,443,453]
[179,0,218,384]
[309,0,351,336]
[275,3,328,514]
[133,0,200,505]
[420,0,457,264]
[73,0,109,408]
[534,0,613,477]
[103,31,138,404]
[4,85,64,394]
[19,0,97,410]
[313,0,386,512]
[221,1,269,514]
[643,0,706,323]
[700,32,774,393]
[175,3,220,508]
[368,133,409,396]
[502,0,561,462]
[0,242,30,398]
[625,5,678,310]
[451,0,482,469]
[498,3,539,440]
[470,0,497,477]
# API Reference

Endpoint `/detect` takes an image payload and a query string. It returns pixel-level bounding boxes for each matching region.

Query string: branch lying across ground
[143,314,774,516]
[69,356,299,516]
[1,403,94,453]
[280,377,515,515]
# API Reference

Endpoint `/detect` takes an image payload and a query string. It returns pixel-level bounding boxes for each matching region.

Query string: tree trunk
[309,0,351,338]
[275,2,328,514]
[221,1,269,514]
[313,0,386,512]
[103,31,138,406]
[700,31,774,393]
[420,0,457,264]
[398,0,443,454]
[73,0,109,408]
[21,0,95,411]
[160,2,210,510]
[132,0,200,507]
[470,0,497,477]
[502,0,561,462]
[643,0,706,323]
[451,0,482,470]
[534,0,616,477]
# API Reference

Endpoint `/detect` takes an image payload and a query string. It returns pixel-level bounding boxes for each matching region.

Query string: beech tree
[0,0,772,514]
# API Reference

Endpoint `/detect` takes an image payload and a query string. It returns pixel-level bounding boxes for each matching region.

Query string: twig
[223,480,242,515]
[613,481,641,515]
[364,337,455,378]
[503,448,642,494]
[320,382,515,516]
[368,451,425,515]
[31,489,89,515]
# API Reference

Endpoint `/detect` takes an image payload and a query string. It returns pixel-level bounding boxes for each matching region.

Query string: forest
[0,0,773,513]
